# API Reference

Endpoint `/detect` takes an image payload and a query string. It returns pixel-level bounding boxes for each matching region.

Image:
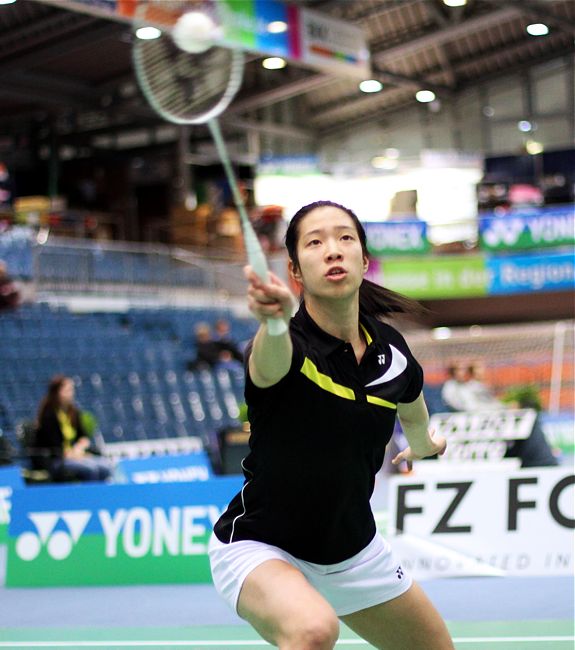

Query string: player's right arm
[245,265,295,388]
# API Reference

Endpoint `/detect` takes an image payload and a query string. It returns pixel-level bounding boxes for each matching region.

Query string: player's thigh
[339,581,454,650]
[237,559,339,648]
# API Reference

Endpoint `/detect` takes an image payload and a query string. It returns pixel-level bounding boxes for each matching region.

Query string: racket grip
[267,316,288,336]
[244,231,288,337]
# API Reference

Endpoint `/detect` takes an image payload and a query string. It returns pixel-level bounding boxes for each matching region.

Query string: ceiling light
[526,140,544,155]
[518,120,532,132]
[385,148,400,159]
[526,23,549,36]
[262,57,286,69]
[443,0,467,6]
[135,26,162,40]
[359,79,383,93]
[267,20,288,34]
[416,90,436,103]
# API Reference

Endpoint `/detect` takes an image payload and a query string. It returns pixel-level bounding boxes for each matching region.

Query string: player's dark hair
[285,200,425,318]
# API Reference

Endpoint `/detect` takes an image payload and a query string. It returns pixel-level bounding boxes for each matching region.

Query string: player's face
[290,206,368,301]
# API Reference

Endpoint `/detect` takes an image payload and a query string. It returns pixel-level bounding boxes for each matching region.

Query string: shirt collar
[292,302,377,356]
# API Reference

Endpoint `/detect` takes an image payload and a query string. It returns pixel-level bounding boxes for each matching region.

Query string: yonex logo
[366,345,407,388]
[396,566,404,579]
[16,510,91,561]
[377,354,386,365]
[482,219,524,247]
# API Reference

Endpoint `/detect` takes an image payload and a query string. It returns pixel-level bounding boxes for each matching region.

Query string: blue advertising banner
[0,467,24,544]
[257,154,320,175]
[254,0,290,56]
[486,251,575,295]
[479,205,575,251]
[0,466,24,491]
[7,476,243,586]
[115,451,213,484]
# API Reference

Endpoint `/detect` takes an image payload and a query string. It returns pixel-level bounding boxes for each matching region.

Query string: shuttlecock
[172,11,217,54]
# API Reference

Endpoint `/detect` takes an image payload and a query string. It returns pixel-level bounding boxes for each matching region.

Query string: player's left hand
[391,430,447,465]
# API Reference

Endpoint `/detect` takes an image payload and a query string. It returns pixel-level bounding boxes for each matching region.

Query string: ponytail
[359,279,427,319]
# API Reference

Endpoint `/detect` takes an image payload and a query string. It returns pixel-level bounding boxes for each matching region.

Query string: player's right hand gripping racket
[132,1,288,336]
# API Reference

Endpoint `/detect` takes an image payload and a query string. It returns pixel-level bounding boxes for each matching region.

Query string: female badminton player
[209,201,454,649]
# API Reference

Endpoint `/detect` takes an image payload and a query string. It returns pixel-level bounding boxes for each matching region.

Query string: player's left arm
[393,392,446,464]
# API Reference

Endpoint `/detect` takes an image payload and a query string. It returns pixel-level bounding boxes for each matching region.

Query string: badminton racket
[132,2,287,336]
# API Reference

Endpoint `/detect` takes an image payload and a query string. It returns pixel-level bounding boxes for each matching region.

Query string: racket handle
[245,228,270,282]
[245,231,288,337]
[267,317,288,336]
[205,122,287,336]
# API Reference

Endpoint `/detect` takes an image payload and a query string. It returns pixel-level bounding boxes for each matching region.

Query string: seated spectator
[214,318,243,364]
[0,259,21,310]
[465,361,503,409]
[187,322,220,370]
[188,321,243,371]
[441,362,472,411]
[443,363,557,468]
[442,361,504,412]
[35,375,112,482]
[503,389,558,468]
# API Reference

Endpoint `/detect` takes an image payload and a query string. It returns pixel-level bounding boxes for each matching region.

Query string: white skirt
[208,532,412,617]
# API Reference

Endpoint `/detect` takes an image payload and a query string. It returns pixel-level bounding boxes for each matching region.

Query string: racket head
[133,6,244,125]
[131,5,286,336]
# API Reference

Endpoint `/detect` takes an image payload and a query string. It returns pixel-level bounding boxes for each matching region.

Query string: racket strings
[136,38,232,121]
[132,14,287,335]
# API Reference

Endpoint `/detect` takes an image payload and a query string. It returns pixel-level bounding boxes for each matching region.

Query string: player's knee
[285,612,339,649]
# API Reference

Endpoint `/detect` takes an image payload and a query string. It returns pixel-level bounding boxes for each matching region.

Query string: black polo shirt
[213,303,423,564]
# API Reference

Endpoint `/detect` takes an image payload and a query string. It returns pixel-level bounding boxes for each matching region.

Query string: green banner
[7,533,212,587]
[364,221,430,256]
[369,256,489,299]
[220,0,257,49]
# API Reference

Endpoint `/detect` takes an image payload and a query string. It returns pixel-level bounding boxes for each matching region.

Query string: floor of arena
[1,568,573,649]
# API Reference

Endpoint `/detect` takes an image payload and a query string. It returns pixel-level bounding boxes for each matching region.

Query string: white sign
[299,8,370,79]
[429,409,537,462]
[384,466,574,579]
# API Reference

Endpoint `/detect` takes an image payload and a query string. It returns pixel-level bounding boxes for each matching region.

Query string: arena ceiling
[0,0,573,164]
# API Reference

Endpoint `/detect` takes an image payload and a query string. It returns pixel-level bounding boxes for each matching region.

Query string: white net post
[549,321,568,415]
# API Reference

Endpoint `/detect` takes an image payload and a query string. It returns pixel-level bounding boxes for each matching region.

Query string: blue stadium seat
[423,385,451,415]
[0,304,255,451]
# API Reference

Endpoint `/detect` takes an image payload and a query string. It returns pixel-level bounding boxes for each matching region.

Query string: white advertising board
[429,409,536,462]
[299,8,370,79]
[383,466,574,579]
